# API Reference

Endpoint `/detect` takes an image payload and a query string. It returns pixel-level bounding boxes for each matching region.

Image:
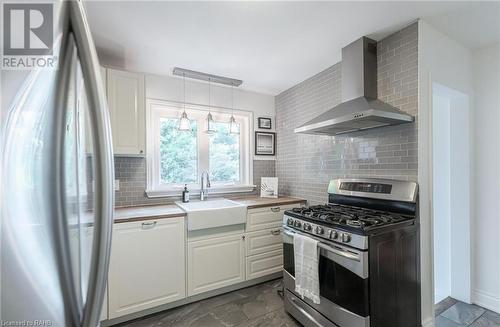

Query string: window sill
[145,185,256,198]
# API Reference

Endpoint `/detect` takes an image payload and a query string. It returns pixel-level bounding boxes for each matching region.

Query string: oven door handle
[318,242,360,262]
[283,229,361,262]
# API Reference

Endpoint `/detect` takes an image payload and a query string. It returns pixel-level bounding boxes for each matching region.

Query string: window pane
[160,118,197,184]
[210,122,240,183]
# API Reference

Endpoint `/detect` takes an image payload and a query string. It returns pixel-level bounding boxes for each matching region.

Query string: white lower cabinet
[245,228,283,256]
[108,217,186,319]
[246,249,283,280]
[187,233,245,296]
[244,203,305,281]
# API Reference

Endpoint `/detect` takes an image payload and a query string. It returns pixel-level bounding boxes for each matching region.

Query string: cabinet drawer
[246,228,283,256]
[246,204,298,232]
[246,250,283,280]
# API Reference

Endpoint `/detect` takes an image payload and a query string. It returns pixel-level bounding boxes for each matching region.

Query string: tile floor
[117,279,300,327]
[115,280,500,327]
[435,297,500,326]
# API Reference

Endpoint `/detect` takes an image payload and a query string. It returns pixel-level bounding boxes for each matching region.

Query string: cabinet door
[108,218,185,319]
[187,233,245,296]
[107,68,145,156]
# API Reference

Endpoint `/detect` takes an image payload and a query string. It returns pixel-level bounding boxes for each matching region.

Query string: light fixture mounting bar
[173,67,242,87]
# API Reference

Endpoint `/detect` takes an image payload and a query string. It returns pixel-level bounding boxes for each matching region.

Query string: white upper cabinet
[106,68,145,156]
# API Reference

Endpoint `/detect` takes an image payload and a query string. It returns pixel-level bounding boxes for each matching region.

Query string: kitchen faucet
[200,170,211,201]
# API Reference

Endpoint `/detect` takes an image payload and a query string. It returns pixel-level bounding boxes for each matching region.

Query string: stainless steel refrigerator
[1,1,114,326]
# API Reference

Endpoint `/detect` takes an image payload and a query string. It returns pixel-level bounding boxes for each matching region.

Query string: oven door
[283,227,370,327]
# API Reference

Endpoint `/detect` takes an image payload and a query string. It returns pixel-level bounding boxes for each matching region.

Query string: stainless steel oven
[283,226,370,327]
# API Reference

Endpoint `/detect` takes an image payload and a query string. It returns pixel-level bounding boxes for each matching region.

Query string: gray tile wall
[275,23,418,205]
[114,158,276,207]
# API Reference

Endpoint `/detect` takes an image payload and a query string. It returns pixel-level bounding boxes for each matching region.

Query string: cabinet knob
[270,206,280,212]
[270,229,281,236]
[139,150,144,154]
[242,235,246,241]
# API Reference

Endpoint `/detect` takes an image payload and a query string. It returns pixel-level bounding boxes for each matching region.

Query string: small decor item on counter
[255,131,276,155]
[182,184,190,203]
[261,177,278,198]
[258,117,272,129]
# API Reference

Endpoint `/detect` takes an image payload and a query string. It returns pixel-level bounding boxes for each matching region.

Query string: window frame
[146,99,254,197]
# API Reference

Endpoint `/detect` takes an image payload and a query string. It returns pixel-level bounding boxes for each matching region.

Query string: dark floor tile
[210,302,250,326]
[442,302,486,326]
[118,279,284,327]
[484,311,500,324]
[435,316,463,327]
[471,311,500,327]
[237,308,300,327]
[436,297,459,316]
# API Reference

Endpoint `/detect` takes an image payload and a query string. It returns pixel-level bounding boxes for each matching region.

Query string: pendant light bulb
[205,78,217,134]
[178,73,191,131]
[229,84,239,134]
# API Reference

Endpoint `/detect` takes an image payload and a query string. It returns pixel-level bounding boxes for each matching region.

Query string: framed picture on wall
[258,117,272,129]
[255,132,276,156]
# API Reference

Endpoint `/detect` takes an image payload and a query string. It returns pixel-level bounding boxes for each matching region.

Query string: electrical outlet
[114,179,120,191]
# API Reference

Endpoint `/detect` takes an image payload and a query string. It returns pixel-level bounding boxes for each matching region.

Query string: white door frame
[419,72,473,327]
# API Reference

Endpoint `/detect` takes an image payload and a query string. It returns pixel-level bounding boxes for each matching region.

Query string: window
[159,118,197,184]
[146,100,253,197]
[209,122,240,183]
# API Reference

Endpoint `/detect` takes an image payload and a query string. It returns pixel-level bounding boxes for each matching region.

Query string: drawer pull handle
[141,221,157,229]
[270,229,281,235]
[270,207,280,212]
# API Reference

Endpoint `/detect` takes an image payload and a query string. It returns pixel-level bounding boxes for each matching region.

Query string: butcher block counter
[113,195,306,222]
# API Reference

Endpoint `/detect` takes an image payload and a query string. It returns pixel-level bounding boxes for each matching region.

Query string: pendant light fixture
[205,78,216,134]
[178,73,191,131]
[229,84,239,134]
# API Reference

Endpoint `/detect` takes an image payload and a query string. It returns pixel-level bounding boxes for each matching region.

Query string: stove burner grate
[289,204,413,231]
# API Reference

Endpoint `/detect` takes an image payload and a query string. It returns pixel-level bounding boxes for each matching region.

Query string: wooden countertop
[114,204,186,223]
[227,195,306,209]
[113,195,306,223]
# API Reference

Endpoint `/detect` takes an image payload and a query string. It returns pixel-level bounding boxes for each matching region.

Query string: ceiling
[85,1,500,95]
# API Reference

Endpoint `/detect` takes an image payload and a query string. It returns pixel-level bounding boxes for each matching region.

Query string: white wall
[471,44,500,313]
[145,73,275,132]
[432,93,451,304]
[418,19,474,327]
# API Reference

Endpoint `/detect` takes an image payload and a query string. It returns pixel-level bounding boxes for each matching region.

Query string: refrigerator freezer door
[1,1,113,326]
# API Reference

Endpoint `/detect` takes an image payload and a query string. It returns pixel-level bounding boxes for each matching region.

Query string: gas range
[283,178,418,251]
[283,204,415,250]
[282,178,420,327]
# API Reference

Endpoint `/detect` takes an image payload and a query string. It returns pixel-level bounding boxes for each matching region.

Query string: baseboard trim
[422,316,435,327]
[102,272,282,326]
[473,289,500,314]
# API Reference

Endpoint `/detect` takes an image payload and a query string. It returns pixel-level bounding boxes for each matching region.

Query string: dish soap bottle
[182,184,190,203]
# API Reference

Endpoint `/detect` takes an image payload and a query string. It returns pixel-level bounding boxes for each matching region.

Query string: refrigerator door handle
[52,32,83,327]
[69,1,114,327]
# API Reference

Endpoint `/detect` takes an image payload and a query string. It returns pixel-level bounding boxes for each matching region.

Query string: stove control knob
[294,220,302,228]
[304,223,312,231]
[329,230,339,240]
[341,233,351,243]
[315,226,324,235]
[287,218,294,226]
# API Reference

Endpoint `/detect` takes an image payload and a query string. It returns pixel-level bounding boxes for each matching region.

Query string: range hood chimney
[294,37,414,135]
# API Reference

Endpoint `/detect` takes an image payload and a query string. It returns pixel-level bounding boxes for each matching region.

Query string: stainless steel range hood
[295,37,414,135]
